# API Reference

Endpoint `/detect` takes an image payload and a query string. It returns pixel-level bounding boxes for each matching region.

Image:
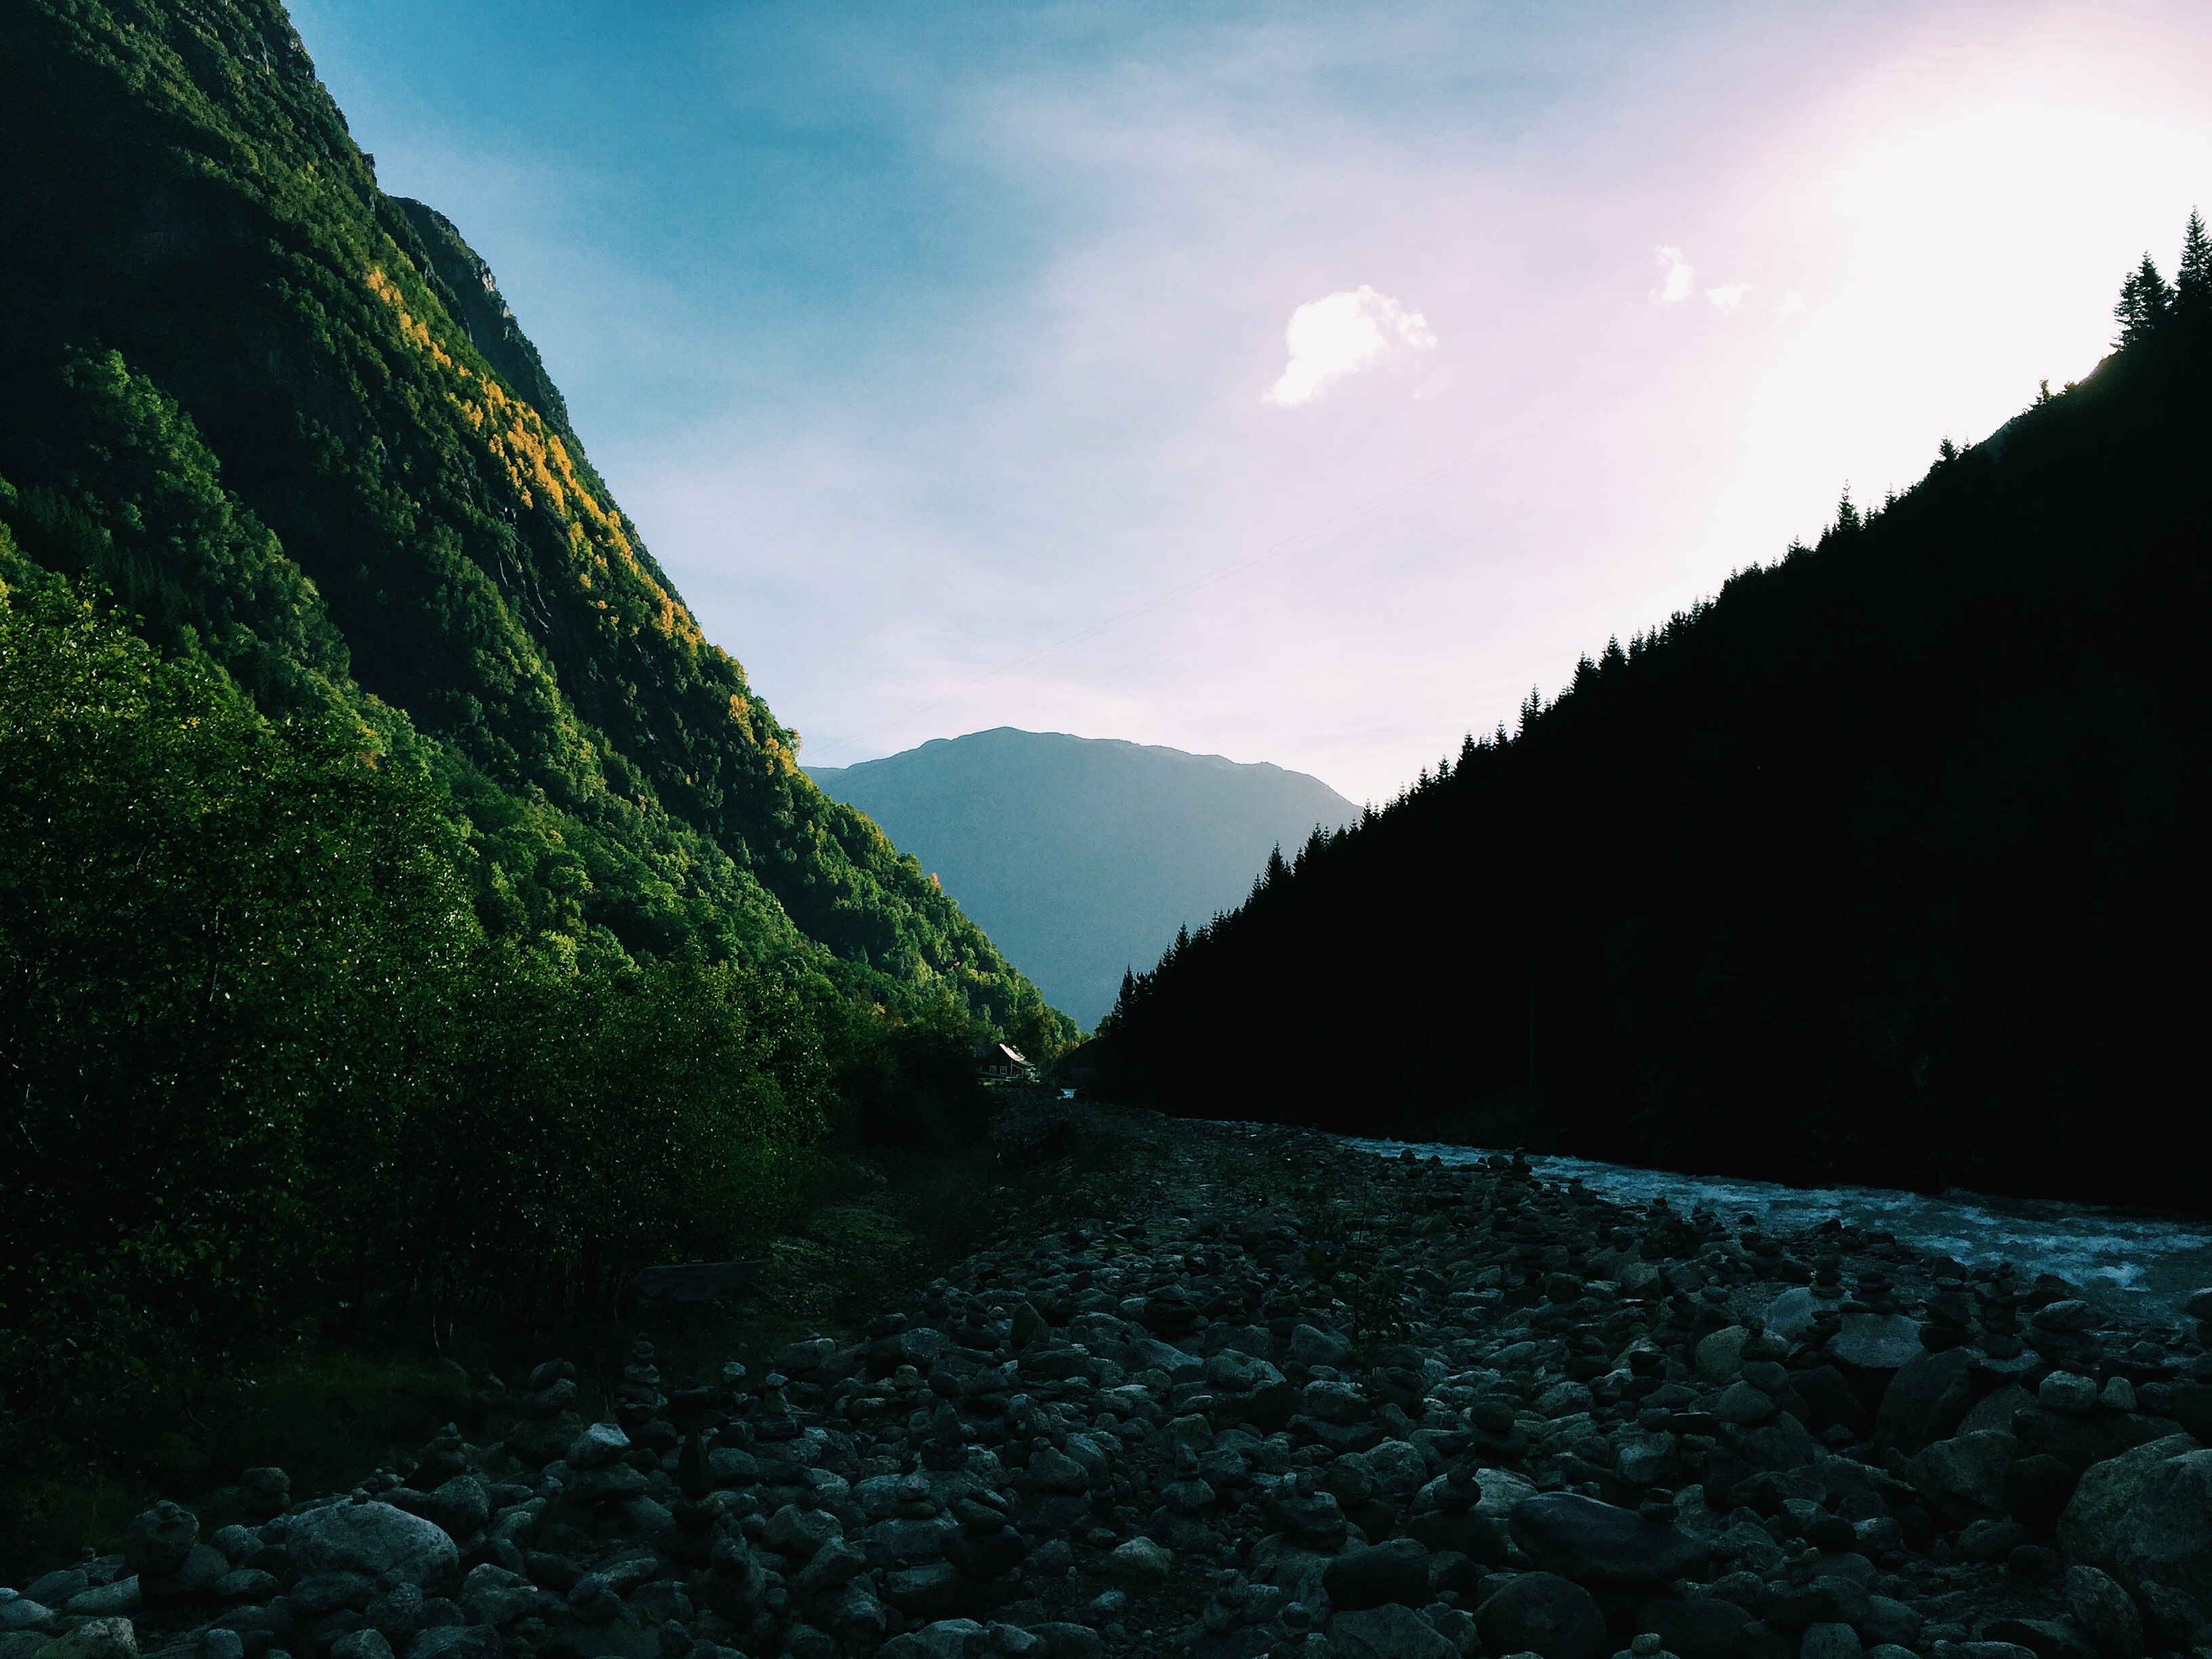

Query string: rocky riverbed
[5,1107,2210,1659]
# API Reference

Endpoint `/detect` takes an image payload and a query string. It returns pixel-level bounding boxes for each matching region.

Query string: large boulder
[1323,1539,1432,1610]
[1638,1595,1755,1659]
[1510,1492,1708,1586]
[289,1500,460,1588]
[1332,1605,1456,1659]
[1908,1433,2016,1524]
[2056,1434,2212,1607]
[1475,1571,1607,1659]
[121,1502,198,1579]
[1875,1349,1975,1456]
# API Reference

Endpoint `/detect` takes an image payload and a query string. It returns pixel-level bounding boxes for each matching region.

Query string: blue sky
[297,1,2212,804]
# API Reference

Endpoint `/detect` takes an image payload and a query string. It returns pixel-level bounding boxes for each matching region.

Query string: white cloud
[1654,245,1695,302]
[1706,282,1754,314]
[1264,285,1437,407]
[1776,290,1807,320]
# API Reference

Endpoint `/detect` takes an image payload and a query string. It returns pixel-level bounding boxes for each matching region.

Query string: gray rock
[1697,1327,1750,1384]
[424,1476,489,1541]
[1875,1349,1975,1455]
[1908,1432,2016,1523]
[1288,1324,1350,1368]
[2038,1374,2098,1416]
[23,1572,86,1607]
[567,1422,630,1469]
[0,1604,52,1635]
[2056,1433,2212,1606]
[289,1499,460,1588]
[1475,1571,1607,1659]
[1830,1315,1924,1372]
[1511,1492,1708,1587]
[1763,1290,1834,1345]
[123,1500,199,1578]
[65,1578,142,1617]
[1105,1536,1172,1584]
[2062,1564,2143,1659]
[1799,1623,1860,1659]
[1858,1597,1921,1647]
[404,1627,502,1659]
[1331,1604,1456,1659]
[1716,1382,1778,1427]
[331,1634,396,1659]
[1323,1539,1432,1610]
[2032,1302,2099,1334]
[41,1619,138,1659]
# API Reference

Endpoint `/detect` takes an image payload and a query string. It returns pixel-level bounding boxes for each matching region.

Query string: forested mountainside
[0,0,1071,1523]
[0,0,1060,1030]
[812,729,1355,1027]
[1101,232,2212,1212]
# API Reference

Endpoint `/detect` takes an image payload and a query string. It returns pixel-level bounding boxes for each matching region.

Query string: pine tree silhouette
[2116,253,2175,345]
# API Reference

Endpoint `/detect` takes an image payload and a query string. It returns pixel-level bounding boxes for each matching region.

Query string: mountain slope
[1101,293,2212,1210]
[812,729,1355,1027]
[0,0,1057,1033]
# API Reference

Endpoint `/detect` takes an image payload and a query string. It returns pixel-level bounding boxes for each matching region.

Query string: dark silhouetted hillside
[1102,238,2212,1212]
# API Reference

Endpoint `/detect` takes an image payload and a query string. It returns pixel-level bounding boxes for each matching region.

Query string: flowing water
[1342,1137,2212,1330]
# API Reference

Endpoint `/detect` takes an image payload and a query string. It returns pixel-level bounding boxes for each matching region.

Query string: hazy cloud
[1654,245,1695,302]
[1265,285,1437,407]
[1706,281,1754,313]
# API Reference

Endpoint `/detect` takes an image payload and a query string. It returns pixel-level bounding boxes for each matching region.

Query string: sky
[295,0,2212,806]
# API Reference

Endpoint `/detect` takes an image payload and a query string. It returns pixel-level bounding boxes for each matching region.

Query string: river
[1342,1136,2212,1331]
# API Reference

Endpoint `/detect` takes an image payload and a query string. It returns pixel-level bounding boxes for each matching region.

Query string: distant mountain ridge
[811,729,1355,1027]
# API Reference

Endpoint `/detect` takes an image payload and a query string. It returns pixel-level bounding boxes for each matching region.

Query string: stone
[1763,1290,1832,1345]
[1616,1431,1679,1486]
[405,1627,504,1659]
[1637,1596,1753,1659]
[425,1477,490,1542]
[1717,1383,1778,1427]
[1858,1598,1921,1647]
[1105,1536,1172,1584]
[2135,1583,2209,1651]
[289,1500,461,1588]
[1323,1539,1432,1610]
[1511,1492,1708,1586]
[1799,1624,1860,1659]
[64,1579,142,1617]
[764,1502,843,1556]
[123,1501,199,1578]
[2056,1433,2212,1605]
[2032,1302,2100,1334]
[1908,1433,2016,1523]
[1331,1604,1456,1659]
[331,1634,396,1659]
[2038,1374,2098,1416]
[1830,1316,1924,1372]
[22,1574,85,1607]
[39,1620,138,1659]
[1875,1349,1975,1455]
[1475,1571,1607,1659]
[1288,1324,1350,1368]
[567,1422,631,1469]
[1697,1328,1750,1385]
[1981,1621,2097,1659]
[2062,1565,2143,1659]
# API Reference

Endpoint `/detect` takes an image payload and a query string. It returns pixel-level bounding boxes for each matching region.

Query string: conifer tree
[2115,253,2175,345]
[2177,209,2212,319]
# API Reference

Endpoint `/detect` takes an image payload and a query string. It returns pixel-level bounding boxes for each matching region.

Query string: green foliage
[0,0,1052,1033]
[1104,222,2212,1212]
[0,562,821,1490]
